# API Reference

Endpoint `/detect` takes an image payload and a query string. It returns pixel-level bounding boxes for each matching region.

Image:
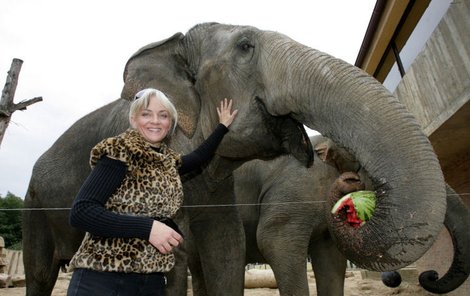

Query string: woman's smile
[131,96,172,144]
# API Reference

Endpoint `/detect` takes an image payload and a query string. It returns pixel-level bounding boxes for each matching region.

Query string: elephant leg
[189,208,246,296]
[166,244,188,296]
[188,257,208,296]
[23,208,60,296]
[257,204,313,296]
[185,224,209,296]
[308,234,347,296]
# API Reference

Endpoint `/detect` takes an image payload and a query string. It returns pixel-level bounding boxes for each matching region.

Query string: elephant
[229,135,361,295]
[22,22,447,296]
[230,136,470,295]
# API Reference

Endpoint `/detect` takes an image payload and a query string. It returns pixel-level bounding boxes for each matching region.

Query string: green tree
[0,192,23,249]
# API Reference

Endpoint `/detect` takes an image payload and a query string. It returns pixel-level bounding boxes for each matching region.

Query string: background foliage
[0,192,23,249]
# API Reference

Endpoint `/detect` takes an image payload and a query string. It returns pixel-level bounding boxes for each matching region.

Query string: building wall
[393,1,469,295]
[394,0,469,136]
[394,0,470,201]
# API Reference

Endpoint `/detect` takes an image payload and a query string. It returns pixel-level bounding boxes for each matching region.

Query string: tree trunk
[0,58,42,147]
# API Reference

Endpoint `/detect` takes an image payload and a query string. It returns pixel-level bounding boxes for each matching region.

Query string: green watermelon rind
[331,193,352,214]
[331,191,377,221]
[350,191,376,221]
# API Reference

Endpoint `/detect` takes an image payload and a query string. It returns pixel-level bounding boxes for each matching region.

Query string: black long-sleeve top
[69,124,228,240]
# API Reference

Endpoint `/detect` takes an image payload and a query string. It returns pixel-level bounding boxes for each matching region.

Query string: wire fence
[0,192,468,212]
[0,200,328,211]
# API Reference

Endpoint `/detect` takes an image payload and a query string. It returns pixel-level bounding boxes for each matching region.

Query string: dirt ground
[0,270,435,296]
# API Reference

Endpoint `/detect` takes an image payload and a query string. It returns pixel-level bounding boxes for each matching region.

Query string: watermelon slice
[331,191,376,228]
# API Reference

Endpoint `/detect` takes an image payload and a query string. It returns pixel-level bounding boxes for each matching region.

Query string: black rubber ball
[381,271,402,288]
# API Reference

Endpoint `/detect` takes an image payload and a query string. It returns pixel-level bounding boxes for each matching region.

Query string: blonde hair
[129,88,178,135]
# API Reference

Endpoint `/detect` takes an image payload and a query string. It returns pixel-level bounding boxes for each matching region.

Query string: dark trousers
[67,268,166,296]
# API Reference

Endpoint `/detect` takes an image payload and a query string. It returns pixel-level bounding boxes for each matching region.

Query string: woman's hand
[217,98,238,128]
[149,220,183,254]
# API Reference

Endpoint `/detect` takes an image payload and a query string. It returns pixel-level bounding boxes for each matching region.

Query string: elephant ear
[314,140,330,163]
[121,33,200,138]
[260,99,314,167]
[280,118,314,167]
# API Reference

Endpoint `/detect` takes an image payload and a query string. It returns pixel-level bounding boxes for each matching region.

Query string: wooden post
[0,58,42,147]
[0,236,9,288]
[0,236,6,273]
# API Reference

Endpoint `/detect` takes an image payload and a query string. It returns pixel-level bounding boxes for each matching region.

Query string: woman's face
[130,96,172,144]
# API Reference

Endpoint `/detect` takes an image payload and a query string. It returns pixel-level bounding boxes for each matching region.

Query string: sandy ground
[0,270,435,296]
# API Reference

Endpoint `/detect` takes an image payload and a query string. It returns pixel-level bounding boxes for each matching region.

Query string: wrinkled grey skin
[23,23,447,296]
[382,187,470,294]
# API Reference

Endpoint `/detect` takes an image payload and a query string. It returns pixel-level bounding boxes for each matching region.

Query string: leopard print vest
[68,128,183,273]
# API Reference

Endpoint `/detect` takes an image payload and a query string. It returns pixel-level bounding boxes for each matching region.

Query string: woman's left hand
[217,98,238,128]
[149,220,183,254]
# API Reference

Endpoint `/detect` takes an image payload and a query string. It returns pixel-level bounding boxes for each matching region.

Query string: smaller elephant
[230,135,362,295]
[185,134,357,295]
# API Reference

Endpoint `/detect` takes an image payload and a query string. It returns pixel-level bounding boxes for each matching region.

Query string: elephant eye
[237,39,255,52]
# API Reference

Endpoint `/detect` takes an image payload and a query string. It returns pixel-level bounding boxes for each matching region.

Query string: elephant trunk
[419,185,470,294]
[259,32,446,271]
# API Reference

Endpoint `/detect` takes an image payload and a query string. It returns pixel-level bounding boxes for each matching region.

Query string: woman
[67,88,238,296]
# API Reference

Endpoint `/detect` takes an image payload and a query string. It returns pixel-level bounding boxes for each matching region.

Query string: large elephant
[231,136,470,295]
[23,22,447,296]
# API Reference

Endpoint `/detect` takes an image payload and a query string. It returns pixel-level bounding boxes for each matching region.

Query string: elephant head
[121,28,313,167]
[121,23,446,271]
[314,137,361,174]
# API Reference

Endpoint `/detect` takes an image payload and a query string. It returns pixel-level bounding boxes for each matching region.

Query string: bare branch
[12,97,43,112]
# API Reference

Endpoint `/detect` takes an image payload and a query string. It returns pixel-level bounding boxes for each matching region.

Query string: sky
[0,0,377,198]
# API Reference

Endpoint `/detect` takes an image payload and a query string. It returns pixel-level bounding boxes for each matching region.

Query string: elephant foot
[381,271,402,288]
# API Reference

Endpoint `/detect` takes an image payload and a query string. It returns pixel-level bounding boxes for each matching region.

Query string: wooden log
[244,269,278,289]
